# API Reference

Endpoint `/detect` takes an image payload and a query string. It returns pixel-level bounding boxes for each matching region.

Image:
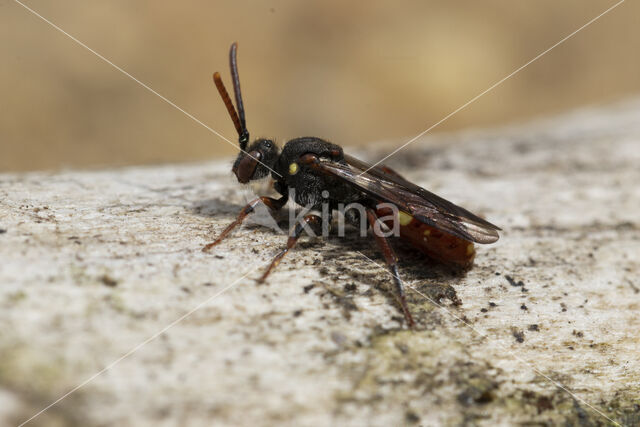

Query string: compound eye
[263,140,272,149]
[233,150,261,183]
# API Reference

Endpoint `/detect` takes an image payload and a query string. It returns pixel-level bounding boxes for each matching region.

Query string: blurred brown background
[1,0,639,172]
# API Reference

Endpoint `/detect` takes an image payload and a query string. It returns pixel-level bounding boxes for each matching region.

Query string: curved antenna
[229,42,249,148]
[212,72,244,144]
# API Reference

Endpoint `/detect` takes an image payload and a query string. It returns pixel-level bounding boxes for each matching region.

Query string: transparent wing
[313,154,500,244]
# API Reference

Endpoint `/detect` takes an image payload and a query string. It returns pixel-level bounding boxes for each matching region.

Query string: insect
[203,42,500,327]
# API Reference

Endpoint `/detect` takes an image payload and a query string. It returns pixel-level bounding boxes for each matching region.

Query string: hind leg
[366,208,415,328]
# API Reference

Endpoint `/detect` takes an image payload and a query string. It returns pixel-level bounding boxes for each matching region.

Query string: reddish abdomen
[376,206,475,268]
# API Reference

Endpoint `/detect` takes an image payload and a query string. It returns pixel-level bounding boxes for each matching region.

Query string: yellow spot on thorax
[289,163,299,175]
[423,229,431,236]
[398,211,413,226]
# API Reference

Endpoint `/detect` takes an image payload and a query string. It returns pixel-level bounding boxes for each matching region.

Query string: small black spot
[560,303,567,312]
[390,315,404,324]
[480,308,488,313]
[293,309,303,317]
[528,324,539,332]
[100,275,118,287]
[494,272,501,276]
[512,329,525,343]
[572,330,584,338]
[0,228,6,234]
[202,282,213,287]
[344,283,357,292]
[505,275,525,289]
[457,380,496,406]
[520,304,528,311]
[303,284,315,294]
[488,301,497,307]
[405,411,420,424]
[535,395,554,413]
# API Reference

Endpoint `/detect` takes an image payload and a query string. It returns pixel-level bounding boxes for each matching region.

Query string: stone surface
[1,100,639,426]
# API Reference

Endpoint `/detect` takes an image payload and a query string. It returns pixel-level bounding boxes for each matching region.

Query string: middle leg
[202,195,287,252]
[258,214,322,283]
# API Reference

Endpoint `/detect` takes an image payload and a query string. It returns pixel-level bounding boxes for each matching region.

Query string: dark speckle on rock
[457,377,497,406]
[405,410,420,424]
[0,228,7,234]
[505,275,527,292]
[528,324,540,332]
[100,274,118,287]
[536,395,554,413]
[343,282,357,292]
[512,329,525,343]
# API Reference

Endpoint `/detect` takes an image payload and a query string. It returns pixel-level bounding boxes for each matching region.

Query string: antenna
[212,42,250,150]
[229,42,249,148]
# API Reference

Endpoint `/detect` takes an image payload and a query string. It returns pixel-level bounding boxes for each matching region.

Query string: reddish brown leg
[366,208,415,328]
[202,196,287,252]
[258,214,321,283]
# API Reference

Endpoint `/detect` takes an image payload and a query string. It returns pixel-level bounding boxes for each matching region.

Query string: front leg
[366,208,415,328]
[202,195,287,252]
